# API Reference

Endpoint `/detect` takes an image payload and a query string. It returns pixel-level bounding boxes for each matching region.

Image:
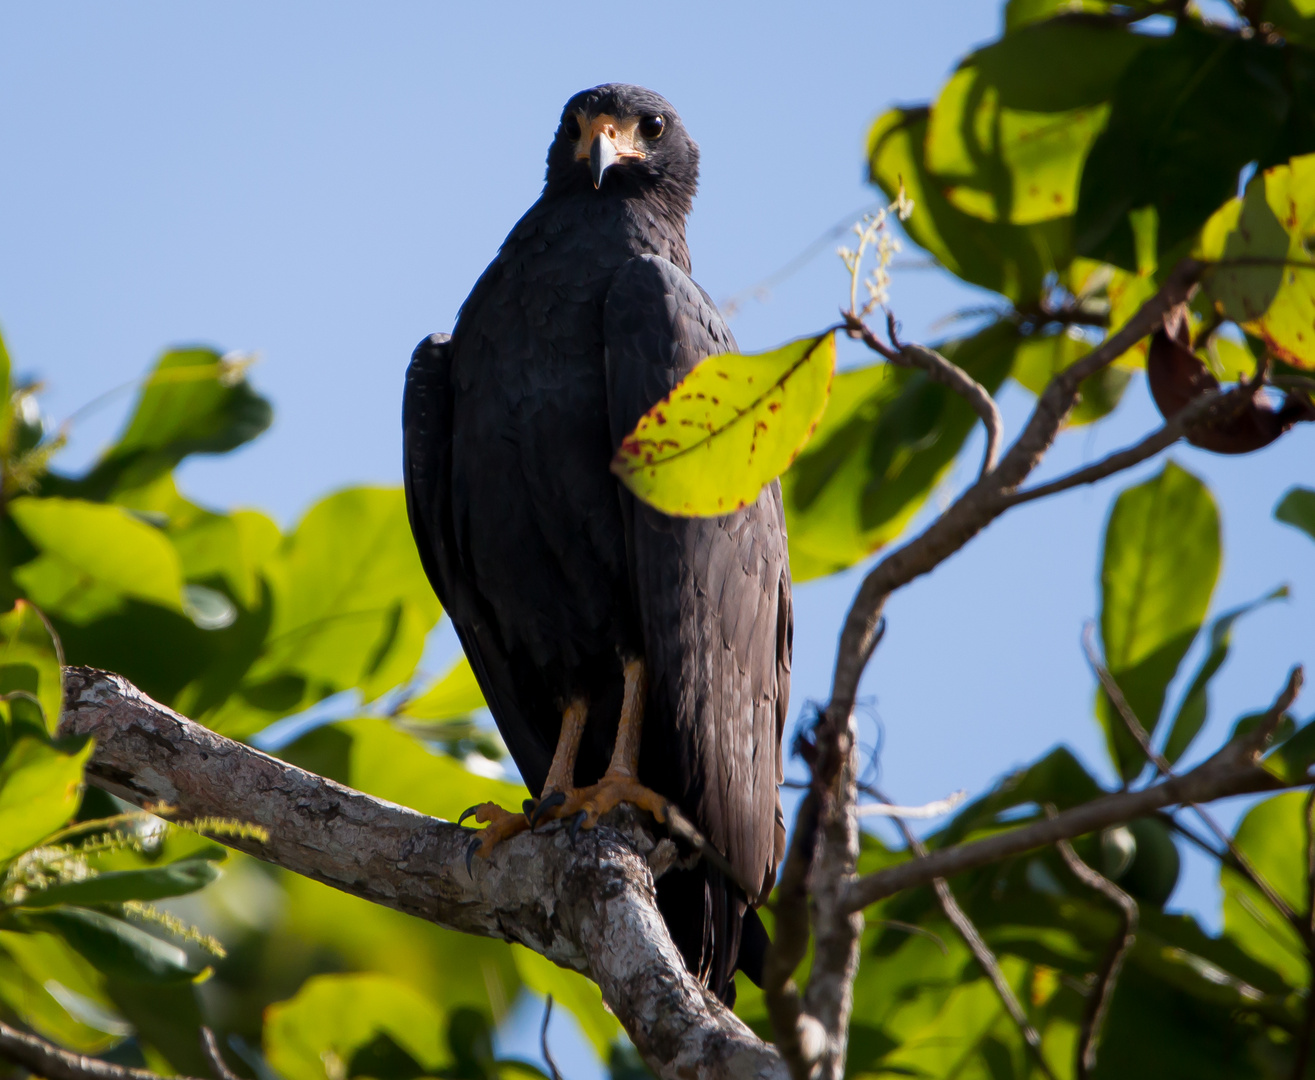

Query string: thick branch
[57,668,786,1080]
[842,665,1302,913]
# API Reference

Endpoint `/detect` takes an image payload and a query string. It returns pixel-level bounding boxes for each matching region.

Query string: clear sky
[2,2,1312,1072]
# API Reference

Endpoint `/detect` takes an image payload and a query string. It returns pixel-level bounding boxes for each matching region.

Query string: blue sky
[2,1,1313,1071]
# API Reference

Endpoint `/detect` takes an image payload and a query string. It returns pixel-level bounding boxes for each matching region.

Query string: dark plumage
[402,84,790,1002]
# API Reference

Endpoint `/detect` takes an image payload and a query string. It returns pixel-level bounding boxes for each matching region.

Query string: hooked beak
[572,113,645,191]
[590,133,619,189]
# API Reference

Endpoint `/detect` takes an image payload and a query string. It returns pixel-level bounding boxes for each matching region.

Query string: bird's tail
[656,865,768,1006]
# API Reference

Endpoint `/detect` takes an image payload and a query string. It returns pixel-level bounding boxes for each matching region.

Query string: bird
[402,83,791,1004]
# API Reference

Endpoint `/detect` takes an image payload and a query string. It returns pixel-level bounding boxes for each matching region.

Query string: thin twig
[1050,818,1138,1080]
[0,1020,198,1080]
[540,996,563,1080]
[843,666,1304,912]
[844,310,1005,478]
[199,1029,241,1080]
[880,793,1057,1080]
[855,789,967,818]
[1292,791,1315,1080]
[1082,626,1302,927]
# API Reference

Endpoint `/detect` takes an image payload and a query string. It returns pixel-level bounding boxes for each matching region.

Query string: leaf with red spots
[1198,153,1315,370]
[611,333,835,517]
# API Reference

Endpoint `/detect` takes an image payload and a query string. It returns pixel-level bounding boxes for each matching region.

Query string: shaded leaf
[71,348,271,500]
[781,321,1015,581]
[1162,586,1289,765]
[0,737,92,864]
[1097,462,1220,781]
[1076,22,1291,268]
[0,929,127,1052]
[926,19,1150,224]
[611,333,835,517]
[17,860,221,908]
[1010,327,1132,425]
[22,907,203,984]
[1276,485,1315,542]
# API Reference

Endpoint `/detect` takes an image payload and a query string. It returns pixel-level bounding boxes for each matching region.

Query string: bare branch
[199,1029,240,1080]
[856,789,967,818]
[0,1020,190,1080]
[843,665,1304,913]
[1083,629,1303,928]
[825,259,1203,728]
[882,796,1057,1080]
[57,668,786,1080]
[1052,828,1138,1080]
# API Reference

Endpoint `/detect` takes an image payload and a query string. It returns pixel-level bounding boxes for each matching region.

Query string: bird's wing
[403,333,555,784]
[604,255,792,907]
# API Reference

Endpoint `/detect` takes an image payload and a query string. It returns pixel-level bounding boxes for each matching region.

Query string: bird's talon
[531,789,567,828]
[568,809,589,845]
[465,835,482,876]
[458,804,479,826]
[522,798,537,820]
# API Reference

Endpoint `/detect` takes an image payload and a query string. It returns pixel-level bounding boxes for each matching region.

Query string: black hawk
[402,83,791,1003]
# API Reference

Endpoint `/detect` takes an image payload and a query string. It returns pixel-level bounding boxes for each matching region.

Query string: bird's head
[545,84,699,208]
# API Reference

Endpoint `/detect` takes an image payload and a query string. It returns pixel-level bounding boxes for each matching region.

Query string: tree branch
[1053,833,1137,1080]
[842,666,1304,913]
[0,1021,197,1080]
[56,668,787,1080]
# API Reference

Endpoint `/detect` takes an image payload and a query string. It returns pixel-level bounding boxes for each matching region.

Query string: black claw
[530,790,567,829]
[459,804,480,826]
[465,835,482,877]
[567,810,588,845]
[522,798,537,820]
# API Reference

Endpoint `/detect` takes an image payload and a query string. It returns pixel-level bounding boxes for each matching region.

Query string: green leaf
[1003,0,1162,31]
[781,321,1016,581]
[0,599,64,736]
[9,496,185,618]
[264,973,451,1080]
[217,487,441,736]
[1261,0,1315,47]
[73,348,272,500]
[1076,23,1292,269]
[610,333,835,517]
[0,737,92,864]
[1161,586,1289,765]
[868,106,1070,303]
[0,930,127,1052]
[16,860,221,908]
[925,20,1151,225]
[397,656,486,722]
[1276,486,1315,541]
[1097,462,1221,781]
[21,907,203,984]
[1222,793,1309,989]
[0,325,11,457]
[1198,153,1315,370]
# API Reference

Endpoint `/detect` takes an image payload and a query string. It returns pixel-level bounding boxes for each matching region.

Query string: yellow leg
[535,658,668,834]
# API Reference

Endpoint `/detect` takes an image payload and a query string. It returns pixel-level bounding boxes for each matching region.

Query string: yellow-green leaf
[1199,152,1315,370]
[0,737,93,864]
[9,496,185,615]
[398,656,486,722]
[0,600,63,735]
[264,973,451,1080]
[612,333,835,517]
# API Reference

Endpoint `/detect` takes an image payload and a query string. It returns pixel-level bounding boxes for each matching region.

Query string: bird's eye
[563,114,581,141]
[639,115,665,140]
